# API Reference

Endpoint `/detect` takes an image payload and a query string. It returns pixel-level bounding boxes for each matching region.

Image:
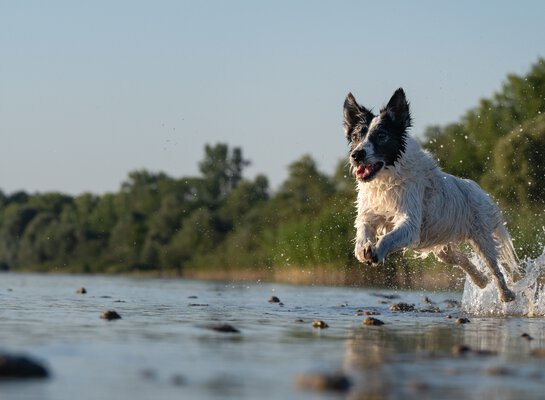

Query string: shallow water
[0,273,544,400]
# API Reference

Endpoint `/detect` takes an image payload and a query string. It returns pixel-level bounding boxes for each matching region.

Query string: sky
[1,1,545,196]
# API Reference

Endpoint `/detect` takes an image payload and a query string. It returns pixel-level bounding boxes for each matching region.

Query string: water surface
[0,273,544,399]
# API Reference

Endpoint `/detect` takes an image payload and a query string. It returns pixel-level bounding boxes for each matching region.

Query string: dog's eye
[376,132,388,143]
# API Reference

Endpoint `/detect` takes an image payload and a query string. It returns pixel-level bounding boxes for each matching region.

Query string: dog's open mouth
[356,162,384,181]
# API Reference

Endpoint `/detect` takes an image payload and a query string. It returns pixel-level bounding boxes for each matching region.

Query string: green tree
[277,155,335,217]
[484,113,545,205]
[216,174,269,231]
[424,57,545,186]
[198,144,250,203]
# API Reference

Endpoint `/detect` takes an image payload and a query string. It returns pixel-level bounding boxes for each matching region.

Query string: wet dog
[343,88,517,302]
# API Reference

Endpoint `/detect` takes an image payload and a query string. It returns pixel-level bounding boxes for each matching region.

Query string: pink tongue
[357,165,372,179]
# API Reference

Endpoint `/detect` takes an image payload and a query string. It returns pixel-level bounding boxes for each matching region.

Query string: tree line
[1,58,544,281]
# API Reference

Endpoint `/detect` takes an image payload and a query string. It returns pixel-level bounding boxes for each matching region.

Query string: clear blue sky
[1,1,544,195]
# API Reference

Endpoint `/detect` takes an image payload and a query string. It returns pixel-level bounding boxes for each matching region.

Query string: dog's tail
[495,223,523,278]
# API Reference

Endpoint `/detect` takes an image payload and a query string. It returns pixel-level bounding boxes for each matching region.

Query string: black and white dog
[344,88,517,302]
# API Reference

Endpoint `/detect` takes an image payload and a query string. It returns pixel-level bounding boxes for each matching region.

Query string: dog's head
[343,88,412,182]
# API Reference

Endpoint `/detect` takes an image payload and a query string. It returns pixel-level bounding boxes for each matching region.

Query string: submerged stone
[356,310,381,316]
[451,345,472,355]
[295,372,351,392]
[0,353,49,379]
[205,323,240,333]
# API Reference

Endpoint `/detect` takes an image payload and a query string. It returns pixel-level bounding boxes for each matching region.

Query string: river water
[0,273,544,400]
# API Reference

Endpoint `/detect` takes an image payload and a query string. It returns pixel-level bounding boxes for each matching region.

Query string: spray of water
[461,246,545,316]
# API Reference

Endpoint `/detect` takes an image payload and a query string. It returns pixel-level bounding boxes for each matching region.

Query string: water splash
[462,247,545,316]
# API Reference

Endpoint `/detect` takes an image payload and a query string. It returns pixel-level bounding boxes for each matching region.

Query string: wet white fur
[354,135,519,276]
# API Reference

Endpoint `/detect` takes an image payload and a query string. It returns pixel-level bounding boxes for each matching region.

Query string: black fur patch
[367,113,408,166]
[343,92,375,143]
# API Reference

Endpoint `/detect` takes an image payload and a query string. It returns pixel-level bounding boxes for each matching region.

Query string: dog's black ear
[385,88,412,130]
[343,93,373,140]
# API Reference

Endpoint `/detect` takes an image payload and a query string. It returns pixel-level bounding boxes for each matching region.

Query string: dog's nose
[351,148,366,162]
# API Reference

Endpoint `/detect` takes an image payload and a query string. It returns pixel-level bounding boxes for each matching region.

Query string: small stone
[312,320,329,329]
[100,310,122,320]
[188,303,209,307]
[76,287,87,294]
[294,319,305,323]
[521,333,534,341]
[269,296,281,303]
[455,317,470,324]
[356,310,381,316]
[139,368,157,380]
[0,353,49,379]
[389,303,415,312]
[170,374,186,386]
[363,317,384,326]
[295,372,351,392]
[452,345,472,355]
[187,295,198,299]
[445,314,453,319]
[206,323,240,333]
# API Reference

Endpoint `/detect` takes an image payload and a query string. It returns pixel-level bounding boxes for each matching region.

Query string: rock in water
[363,317,384,326]
[0,353,49,379]
[100,310,122,320]
[389,303,415,312]
[205,323,240,333]
[295,372,351,392]
[311,320,329,329]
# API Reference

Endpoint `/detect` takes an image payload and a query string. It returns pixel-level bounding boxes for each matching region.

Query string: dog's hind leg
[436,246,488,289]
[469,238,516,302]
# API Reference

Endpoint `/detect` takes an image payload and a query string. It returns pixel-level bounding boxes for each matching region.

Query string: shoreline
[7,264,466,292]
[181,266,465,292]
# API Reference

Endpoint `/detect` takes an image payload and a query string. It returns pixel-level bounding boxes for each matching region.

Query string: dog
[343,88,518,302]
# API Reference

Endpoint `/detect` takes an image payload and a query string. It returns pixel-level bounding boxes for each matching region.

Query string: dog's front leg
[355,221,377,264]
[372,188,423,264]
[372,217,420,264]
[373,217,421,264]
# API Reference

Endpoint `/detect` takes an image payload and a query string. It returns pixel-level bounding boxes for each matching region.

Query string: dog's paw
[355,241,375,265]
[500,288,516,303]
[371,244,387,266]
